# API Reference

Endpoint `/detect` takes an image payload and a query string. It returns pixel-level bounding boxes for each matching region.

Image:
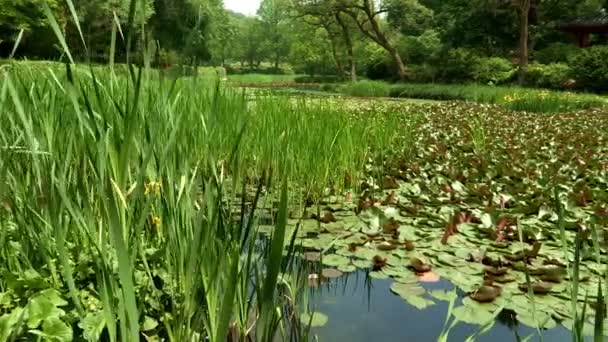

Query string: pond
[309,270,574,341]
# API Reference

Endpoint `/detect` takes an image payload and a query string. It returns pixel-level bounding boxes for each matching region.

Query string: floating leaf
[304,252,321,262]
[369,271,389,279]
[337,264,357,273]
[430,290,458,302]
[452,305,495,325]
[322,254,349,268]
[321,268,343,279]
[300,312,328,328]
[390,282,426,298]
[352,259,372,269]
[403,294,435,310]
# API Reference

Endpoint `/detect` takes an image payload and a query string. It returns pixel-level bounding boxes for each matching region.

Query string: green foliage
[398,29,442,64]
[341,80,391,97]
[439,48,479,82]
[389,83,606,113]
[534,42,579,64]
[408,63,438,83]
[570,46,608,91]
[472,57,515,85]
[526,63,572,89]
[294,75,343,83]
[386,0,434,36]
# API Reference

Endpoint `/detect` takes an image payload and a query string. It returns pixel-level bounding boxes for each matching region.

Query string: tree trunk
[389,46,408,81]
[342,0,407,80]
[325,28,345,78]
[518,0,531,85]
[335,12,357,82]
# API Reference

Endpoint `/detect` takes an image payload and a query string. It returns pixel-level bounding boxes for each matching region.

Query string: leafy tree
[0,0,64,58]
[258,0,292,69]
[336,0,409,80]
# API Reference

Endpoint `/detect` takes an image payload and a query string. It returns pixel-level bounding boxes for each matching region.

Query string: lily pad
[300,312,329,328]
[390,282,426,298]
[321,268,344,279]
[322,254,350,268]
[304,251,321,262]
[452,305,496,325]
[430,290,458,302]
[337,264,357,273]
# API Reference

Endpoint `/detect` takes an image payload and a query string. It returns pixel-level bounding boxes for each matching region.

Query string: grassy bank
[0,61,417,341]
[240,77,606,113]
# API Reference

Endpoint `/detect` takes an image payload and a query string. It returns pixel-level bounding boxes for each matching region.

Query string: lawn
[1,62,607,341]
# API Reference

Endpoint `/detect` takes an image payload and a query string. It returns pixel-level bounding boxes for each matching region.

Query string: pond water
[309,270,573,341]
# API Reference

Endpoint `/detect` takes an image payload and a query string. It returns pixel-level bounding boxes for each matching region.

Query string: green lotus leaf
[337,264,357,273]
[430,290,457,302]
[353,247,378,260]
[322,254,350,268]
[452,305,495,325]
[352,259,372,269]
[300,312,329,328]
[403,294,435,310]
[369,271,389,279]
[390,282,426,298]
[322,268,344,279]
[517,311,556,329]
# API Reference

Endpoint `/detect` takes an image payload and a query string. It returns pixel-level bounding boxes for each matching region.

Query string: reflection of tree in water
[496,309,519,329]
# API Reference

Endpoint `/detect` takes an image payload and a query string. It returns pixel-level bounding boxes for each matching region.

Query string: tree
[149,0,213,65]
[336,0,408,80]
[0,0,65,58]
[258,0,292,69]
[517,0,531,84]
[292,0,359,80]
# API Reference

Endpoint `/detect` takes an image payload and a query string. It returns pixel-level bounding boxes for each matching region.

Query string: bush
[526,63,572,89]
[472,57,515,85]
[341,80,391,97]
[438,48,480,82]
[408,64,439,83]
[534,43,578,64]
[570,46,608,91]
[398,30,442,65]
[294,75,343,83]
[320,83,339,92]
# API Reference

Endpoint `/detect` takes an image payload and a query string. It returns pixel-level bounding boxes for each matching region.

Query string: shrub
[342,80,391,97]
[320,83,339,92]
[398,30,442,65]
[501,91,606,113]
[408,64,438,83]
[472,57,515,85]
[534,42,578,64]
[438,48,480,82]
[294,75,343,83]
[360,43,395,80]
[570,46,608,91]
[526,63,572,89]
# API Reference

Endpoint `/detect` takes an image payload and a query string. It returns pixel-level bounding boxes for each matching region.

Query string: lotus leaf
[300,312,329,327]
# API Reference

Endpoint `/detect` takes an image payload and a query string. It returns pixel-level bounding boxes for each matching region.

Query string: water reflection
[308,270,572,341]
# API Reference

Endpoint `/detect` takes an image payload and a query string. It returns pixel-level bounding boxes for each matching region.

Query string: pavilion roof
[559,11,608,33]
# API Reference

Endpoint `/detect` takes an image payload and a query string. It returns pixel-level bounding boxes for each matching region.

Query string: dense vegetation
[1,0,608,341]
[3,0,608,90]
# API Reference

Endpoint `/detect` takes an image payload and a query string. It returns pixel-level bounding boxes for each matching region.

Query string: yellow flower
[144,181,162,195]
[150,215,162,232]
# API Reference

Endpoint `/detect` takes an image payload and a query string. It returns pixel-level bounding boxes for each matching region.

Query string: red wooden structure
[559,14,608,47]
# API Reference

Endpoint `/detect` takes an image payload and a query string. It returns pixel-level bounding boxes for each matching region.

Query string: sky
[224,0,261,16]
